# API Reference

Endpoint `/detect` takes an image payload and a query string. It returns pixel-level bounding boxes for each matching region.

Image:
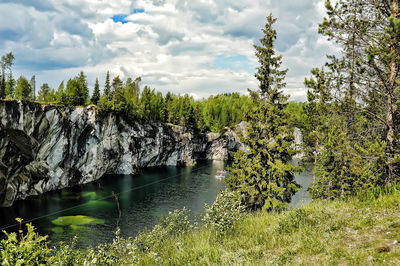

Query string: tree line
[0,58,253,133]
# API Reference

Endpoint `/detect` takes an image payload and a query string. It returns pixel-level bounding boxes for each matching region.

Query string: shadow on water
[0,159,313,247]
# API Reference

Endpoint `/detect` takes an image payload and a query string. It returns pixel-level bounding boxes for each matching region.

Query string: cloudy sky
[0,0,339,101]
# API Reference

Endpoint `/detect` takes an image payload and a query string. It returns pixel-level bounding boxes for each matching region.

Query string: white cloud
[0,0,332,101]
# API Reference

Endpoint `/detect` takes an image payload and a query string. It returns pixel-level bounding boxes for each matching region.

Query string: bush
[82,229,136,265]
[202,190,245,236]
[0,220,51,266]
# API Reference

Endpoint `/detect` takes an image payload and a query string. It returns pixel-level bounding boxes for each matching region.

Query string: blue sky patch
[112,14,129,24]
[213,55,253,73]
[132,8,145,14]
[111,9,145,24]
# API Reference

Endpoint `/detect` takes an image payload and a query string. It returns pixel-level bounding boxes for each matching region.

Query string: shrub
[202,190,245,236]
[0,220,51,266]
[134,208,193,252]
[82,229,136,265]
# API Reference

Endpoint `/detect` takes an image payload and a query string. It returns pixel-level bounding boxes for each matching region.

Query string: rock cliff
[0,100,242,207]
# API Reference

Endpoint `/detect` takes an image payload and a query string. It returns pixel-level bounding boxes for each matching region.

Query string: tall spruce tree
[104,71,111,100]
[91,78,100,105]
[226,15,300,211]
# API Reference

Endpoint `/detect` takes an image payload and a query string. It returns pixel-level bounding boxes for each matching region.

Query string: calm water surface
[0,160,313,247]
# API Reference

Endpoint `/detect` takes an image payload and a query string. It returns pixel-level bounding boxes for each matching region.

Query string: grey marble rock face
[0,100,243,207]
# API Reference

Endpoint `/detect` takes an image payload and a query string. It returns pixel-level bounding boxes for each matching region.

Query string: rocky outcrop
[0,100,242,207]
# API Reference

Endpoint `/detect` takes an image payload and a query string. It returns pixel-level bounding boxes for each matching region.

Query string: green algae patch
[51,227,64,234]
[69,224,85,231]
[84,200,113,209]
[82,192,98,200]
[51,215,105,226]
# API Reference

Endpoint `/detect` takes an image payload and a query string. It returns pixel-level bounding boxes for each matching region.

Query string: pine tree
[77,71,89,105]
[112,76,125,111]
[226,15,300,211]
[104,71,111,100]
[91,78,100,105]
[56,81,66,105]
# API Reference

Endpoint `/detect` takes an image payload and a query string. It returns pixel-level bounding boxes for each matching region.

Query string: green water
[0,160,313,247]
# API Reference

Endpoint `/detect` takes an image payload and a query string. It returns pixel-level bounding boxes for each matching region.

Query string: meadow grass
[134,189,400,265]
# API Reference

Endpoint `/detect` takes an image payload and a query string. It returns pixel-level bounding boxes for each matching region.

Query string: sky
[0,0,339,101]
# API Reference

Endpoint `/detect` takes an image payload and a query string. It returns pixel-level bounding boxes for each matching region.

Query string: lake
[0,160,313,247]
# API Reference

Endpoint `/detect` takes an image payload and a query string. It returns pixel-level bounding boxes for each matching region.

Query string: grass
[134,190,400,265]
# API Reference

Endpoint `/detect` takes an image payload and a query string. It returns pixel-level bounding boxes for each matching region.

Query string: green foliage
[55,81,66,105]
[302,0,400,199]
[103,71,111,101]
[5,74,15,99]
[15,76,32,100]
[91,78,100,105]
[64,72,89,106]
[37,83,56,102]
[0,52,14,99]
[97,95,113,112]
[202,190,245,236]
[0,220,51,265]
[81,229,136,265]
[134,208,193,252]
[227,14,300,211]
[284,101,305,128]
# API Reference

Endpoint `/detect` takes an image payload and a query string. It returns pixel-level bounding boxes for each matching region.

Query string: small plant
[83,229,136,265]
[202,190,245,236]
[49,237,82,265]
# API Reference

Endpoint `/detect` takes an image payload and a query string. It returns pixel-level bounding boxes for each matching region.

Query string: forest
[0,62,256,133]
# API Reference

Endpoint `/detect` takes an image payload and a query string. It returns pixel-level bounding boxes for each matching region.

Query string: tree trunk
[386,0,399,183]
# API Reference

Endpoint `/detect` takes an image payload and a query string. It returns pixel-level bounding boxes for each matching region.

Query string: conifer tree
[15,76,32,100]
[56,81,66,105]
[104,71,111,100]
[112,76,125,111]
[226,15,300,211]
[91,78,100,105]
[5,73,15,98]
[37,83,51,102]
